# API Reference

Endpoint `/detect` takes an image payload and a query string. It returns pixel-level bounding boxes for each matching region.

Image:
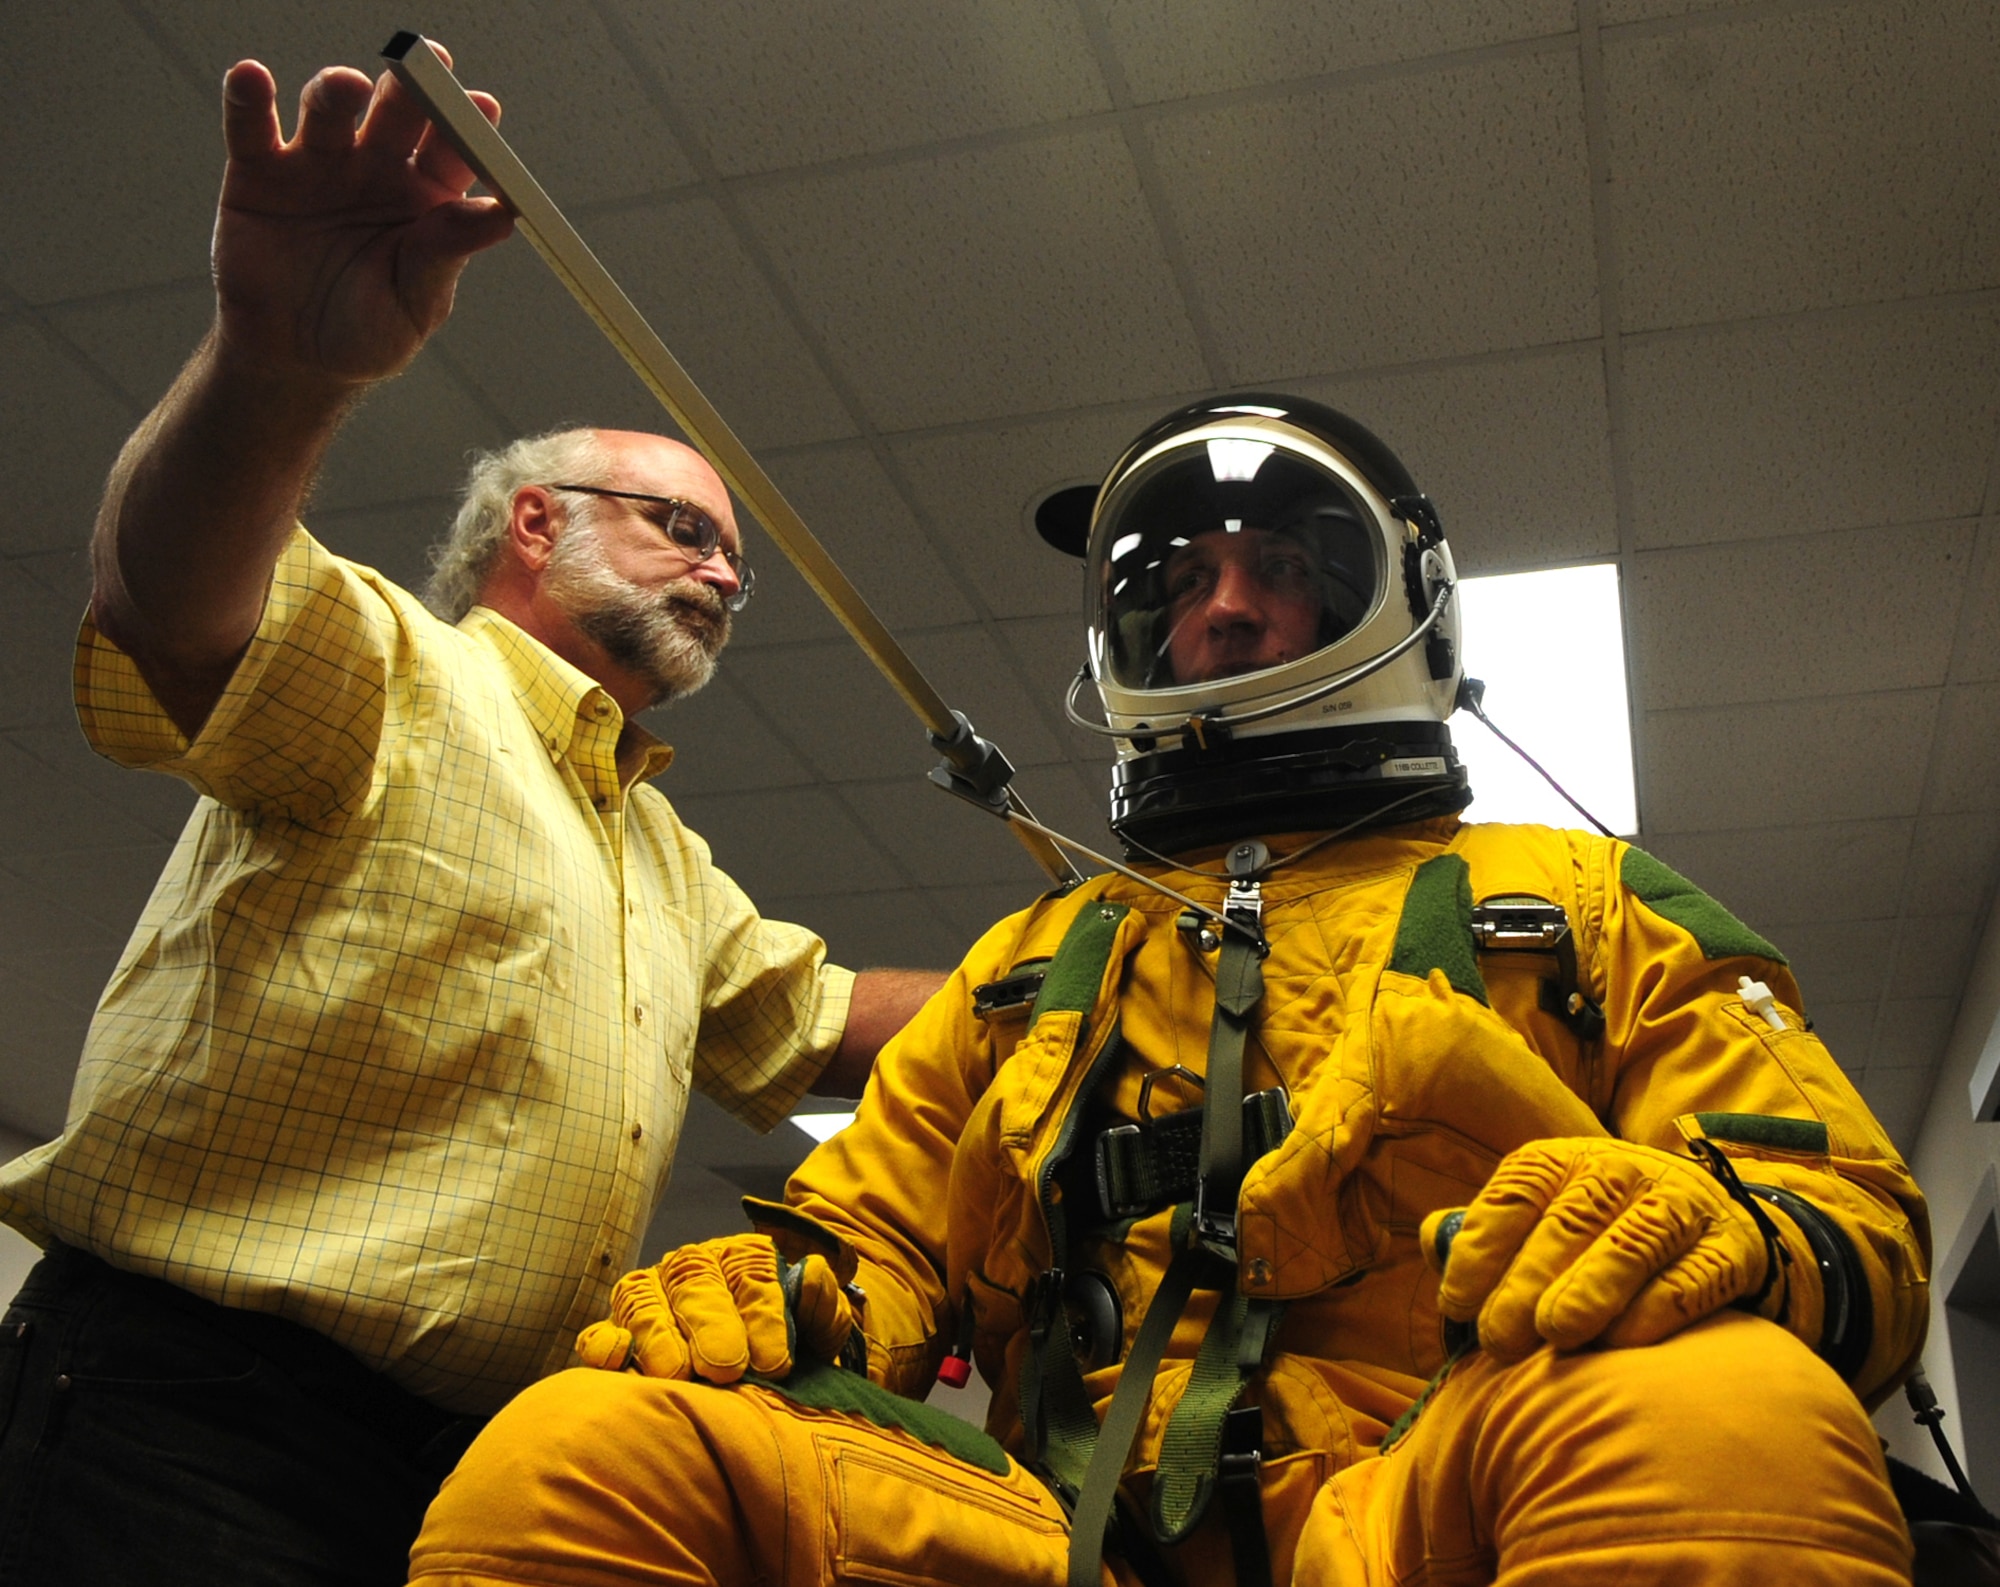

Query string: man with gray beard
[0,50,939,1587]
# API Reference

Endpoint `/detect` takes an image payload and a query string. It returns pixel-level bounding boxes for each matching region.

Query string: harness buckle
[1219,1403,1263,1477]
[1026,1268,1067,1343]
[1192,1183,1237,1261]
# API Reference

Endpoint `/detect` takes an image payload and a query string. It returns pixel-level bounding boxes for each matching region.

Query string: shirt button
[633,1005,646,1025]
[630,1123,644,1142]
[594,794,609,809]
[599,1252,612,1268]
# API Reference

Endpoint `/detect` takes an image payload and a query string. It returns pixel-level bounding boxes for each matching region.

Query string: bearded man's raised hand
[212,46,513,389]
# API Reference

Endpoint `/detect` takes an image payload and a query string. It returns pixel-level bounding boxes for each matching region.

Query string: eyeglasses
[547,484,755,610]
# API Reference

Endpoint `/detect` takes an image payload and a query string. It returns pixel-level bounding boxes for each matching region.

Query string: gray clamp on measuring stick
[927,711,1018,816]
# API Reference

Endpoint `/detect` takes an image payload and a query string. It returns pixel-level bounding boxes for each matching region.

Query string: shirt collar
[457,607,675,781]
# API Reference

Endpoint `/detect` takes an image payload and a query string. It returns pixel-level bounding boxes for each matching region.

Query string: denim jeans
[0,1246,486,1587]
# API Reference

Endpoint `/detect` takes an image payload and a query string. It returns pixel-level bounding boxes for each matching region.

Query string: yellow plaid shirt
[0,529,852,1413]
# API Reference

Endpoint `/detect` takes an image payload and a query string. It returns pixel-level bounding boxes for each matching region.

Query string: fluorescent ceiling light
[1454,563,1638,836]
[1207,438,1275,481]
[791,1111,856,1144]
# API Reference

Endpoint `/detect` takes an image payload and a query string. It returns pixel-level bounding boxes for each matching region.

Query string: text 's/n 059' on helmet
[1054,394,1473,858]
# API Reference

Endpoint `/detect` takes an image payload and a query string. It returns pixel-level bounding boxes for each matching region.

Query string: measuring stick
[382,32,1078,885]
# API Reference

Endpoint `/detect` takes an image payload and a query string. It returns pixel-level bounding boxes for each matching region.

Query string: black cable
[1906,1368,1983,1506]
[1459,679,1617,839]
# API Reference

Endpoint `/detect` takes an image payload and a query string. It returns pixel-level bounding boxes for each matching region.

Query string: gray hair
[423,428,612,621]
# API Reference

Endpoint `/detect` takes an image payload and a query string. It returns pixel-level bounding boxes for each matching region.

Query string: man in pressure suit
[412,395,1930,1587]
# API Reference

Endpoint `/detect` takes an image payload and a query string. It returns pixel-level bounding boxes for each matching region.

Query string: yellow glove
[575,1234,859,1383]
[1420,1137,1772,1361]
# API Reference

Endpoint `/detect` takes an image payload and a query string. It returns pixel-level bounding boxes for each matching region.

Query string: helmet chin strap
[1067,578,1455,744]
[996,784,1445,950]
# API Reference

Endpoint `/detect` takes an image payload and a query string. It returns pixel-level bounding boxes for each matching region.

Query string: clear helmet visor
[1086,437,1385,693]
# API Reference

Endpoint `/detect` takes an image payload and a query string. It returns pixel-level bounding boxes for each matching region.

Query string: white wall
[0,1125,50,1303]
[1875,894,2000,1483]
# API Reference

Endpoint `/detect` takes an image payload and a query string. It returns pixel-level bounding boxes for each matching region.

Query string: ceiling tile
[925,878,1070,950]
[0,961,91,1139]
[844,777,1054,890]
[1019,763,1118,854]
[0,323,143,559]
[0,730,194,859]
[750,887,965,972]
[1890,915,1980,1001]
[1923,682,2000,814]
[1642,691,1937,833]
[10,940,118,1022]
[1299,348,1617,575]
[1854,1063,1932,1153]
[1627,522,1972,711]
[1607,0,2000,328]
[1599,0,1739,21]
[997,615,1115,764]
[1953,522,2000,683]
[1621,301,2000,550]
[1103,0,1574,102]
[24,719,205,847]
[144,0,698,205]
[1775,917,1896,1009]
[738,133,1207,430]
[1148,51,1597,379]
[1868,997,1959,1072]
[578,199,861,451]
[1641,818,1914,925]
[9,550,91,608]
[905,625,1066,767]
[721,642,928,784]
[664,785,898,899]
[888,402,1162,620]
[310,500,457,598]
[761,446,976,629]
[0,879,122,963]
[43,283,212,412]
[2,840,178,938]
[0,0,215,304]
[1804,1000,1874,1072]
[0,560,88,733]
[1902,813,2000,918]
[640,675,815,798]
[313,359,511,514]
[426,242,684,440]
[710,533,847,651]
[605,0,1108,176]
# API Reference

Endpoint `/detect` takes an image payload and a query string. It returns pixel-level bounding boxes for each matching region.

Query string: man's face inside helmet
[1160,528,1324,684]
[1088,435,1385,695]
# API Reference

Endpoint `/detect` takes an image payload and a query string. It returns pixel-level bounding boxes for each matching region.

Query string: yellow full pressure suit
[411,819,1929,1587]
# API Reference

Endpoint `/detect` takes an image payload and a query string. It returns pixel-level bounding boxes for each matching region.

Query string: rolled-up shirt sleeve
[76,527,400,822]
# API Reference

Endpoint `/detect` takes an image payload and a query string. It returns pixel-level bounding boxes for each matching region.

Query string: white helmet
[1047,394,1471,856]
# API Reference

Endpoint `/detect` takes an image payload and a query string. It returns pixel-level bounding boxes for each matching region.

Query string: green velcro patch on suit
[1389,855,1488,1005]
[759,1357,1011,1475]
[1620,849,1786,965]
[1696,1112,1829,1155]
[1029,900,1131,1027]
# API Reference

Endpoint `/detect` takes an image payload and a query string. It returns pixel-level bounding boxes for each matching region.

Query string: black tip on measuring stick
[381,31,422,61]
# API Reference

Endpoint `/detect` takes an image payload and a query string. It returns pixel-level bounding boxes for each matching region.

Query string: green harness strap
[1063,876,1272,1587]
